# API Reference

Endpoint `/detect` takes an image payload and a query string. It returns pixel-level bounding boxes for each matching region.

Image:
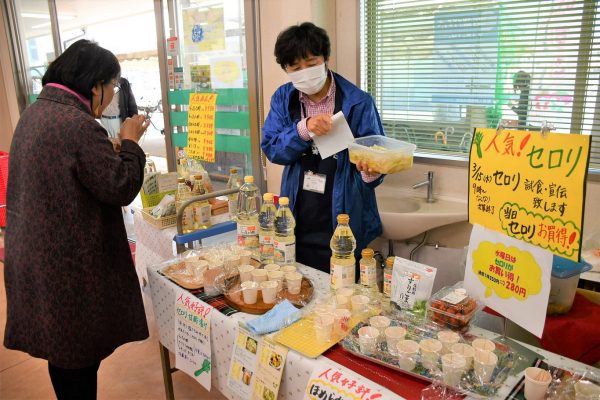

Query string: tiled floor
[0,234,227,399]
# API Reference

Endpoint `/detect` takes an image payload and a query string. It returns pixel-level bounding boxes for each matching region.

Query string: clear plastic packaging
[426,283,479,332]
[348,135,416,174]
[340,317,522,398]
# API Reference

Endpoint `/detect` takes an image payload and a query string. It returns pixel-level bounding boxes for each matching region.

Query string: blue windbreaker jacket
[261,72,385,254]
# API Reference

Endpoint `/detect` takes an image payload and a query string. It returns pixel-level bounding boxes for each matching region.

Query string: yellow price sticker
[472,241,543,300]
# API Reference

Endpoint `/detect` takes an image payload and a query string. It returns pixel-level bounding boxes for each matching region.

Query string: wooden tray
[223,277,314,315]
[161,262,204,290]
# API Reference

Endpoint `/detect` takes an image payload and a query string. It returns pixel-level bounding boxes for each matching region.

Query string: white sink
[376,189,468,240]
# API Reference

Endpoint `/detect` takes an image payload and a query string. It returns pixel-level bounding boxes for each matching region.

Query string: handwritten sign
[304,360,390,400]
[469,128,590,261]
[187,93,217,162]
[175,288,213,390]
[464,224,552,337]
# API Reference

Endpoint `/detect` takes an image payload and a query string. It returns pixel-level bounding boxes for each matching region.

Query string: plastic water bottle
[273,197,296,264]
[191,175,211,230]
[330,214,356,289]
[259,193,277,264]
[359,248,378,290]
[226,167,243,220]
[175,177,193,233]
[236,175,260,254]
[383,257,395,298]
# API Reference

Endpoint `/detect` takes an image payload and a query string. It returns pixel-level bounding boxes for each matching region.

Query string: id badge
[303,171,326,194]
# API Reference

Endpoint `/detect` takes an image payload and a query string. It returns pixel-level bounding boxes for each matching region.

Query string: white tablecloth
[147,264,600,400]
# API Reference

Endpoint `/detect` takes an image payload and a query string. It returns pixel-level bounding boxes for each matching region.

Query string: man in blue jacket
[261,22,385,273]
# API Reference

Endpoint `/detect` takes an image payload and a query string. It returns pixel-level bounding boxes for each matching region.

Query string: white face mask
[287,63,328,95]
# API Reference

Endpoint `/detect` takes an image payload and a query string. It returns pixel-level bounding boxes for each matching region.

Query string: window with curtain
[360,0,600,171]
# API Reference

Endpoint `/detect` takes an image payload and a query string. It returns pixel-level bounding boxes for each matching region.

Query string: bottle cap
[177,177,185,183]
[386,256,395,267]
[336,214,350,224]
[279,197,289,206]
[230,167,238,174]
[361,248,374,258]
[145,152,150,157]
[194,175,202,180]
[263,192,274,201]
[244,175,254,183]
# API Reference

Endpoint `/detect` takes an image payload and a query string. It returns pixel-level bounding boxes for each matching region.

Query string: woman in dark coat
[3,39,150,399]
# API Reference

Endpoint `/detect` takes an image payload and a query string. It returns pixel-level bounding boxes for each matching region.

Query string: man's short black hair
[274,22,331,69]
[42,39,120,99]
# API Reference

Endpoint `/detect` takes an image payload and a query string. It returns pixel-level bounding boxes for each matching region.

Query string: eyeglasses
[110,81,121,94]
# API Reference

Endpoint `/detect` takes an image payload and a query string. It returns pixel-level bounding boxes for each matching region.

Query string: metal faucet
[412,171,435,203]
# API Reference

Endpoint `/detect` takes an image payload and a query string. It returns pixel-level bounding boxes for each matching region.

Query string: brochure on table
[464,225,552,337]
[303,359,397,400]
[227,323,288,400]
[468,128,590,262]
[174,288,213,390]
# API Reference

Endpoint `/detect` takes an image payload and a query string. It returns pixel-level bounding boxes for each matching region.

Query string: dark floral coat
[3,85,149,368]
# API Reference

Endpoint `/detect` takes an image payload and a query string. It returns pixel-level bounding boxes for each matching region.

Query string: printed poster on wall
[464,224,553,337]
[182,5,225,53]
[187,93,217,162]
[210,55,244,89]
[227,323,288,400]
[304,359,394,400]
[468,128,590,261]
[174,288,213,390]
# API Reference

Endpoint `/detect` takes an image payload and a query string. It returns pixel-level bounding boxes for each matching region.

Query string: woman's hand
[306,113,333,136]
[355,159,381,174]
[120,115,150,143]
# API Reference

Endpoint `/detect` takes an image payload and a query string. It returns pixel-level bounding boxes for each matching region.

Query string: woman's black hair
[42,39,120,99]
[274,22,331,69]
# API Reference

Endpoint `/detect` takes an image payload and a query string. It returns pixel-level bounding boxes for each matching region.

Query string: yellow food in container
[348,135,416,174]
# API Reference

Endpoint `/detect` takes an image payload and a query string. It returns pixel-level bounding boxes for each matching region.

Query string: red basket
[0,151,8,227]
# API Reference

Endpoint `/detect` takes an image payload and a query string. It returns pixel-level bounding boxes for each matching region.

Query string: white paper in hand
[311,111,355,159]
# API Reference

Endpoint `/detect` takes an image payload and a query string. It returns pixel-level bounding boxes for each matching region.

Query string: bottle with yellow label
[191,175,211,230]
[330,214,356,289]
[236,176,260,254]
[383,256,395,297]
[359,248,378,290]
[259,193,277,264]
[175,177,193,233]
[274,197,296,264]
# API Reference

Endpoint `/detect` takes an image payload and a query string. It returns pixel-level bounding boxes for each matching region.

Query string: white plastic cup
[438,330,461,354]
[472,338,496,356]
[285,272,303,294]
[473,350,498,384]
[384,326,407,355]
[280,264,297,274]
[396,339,419,371]
[351,295,369,313]
[369,315,391,338]
[419,338,443,370]
[314,302,336,316]
[335,294,350,310]
[314,314,334,342]
[241,281,259,304]
[333,308,352,336]
[238,249,252,265]
[238,264,255,282]
[357,326,379,355]
[336,287,354,297]
[263,263,281,272]
[260,280,279,304]
[441,353,467,386]
[524,367,552,400]
[451,343,475,369]
[251,268,268,283]
[267,270,285,290]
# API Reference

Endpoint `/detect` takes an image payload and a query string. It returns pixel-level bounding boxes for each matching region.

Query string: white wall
[258,0,600,252]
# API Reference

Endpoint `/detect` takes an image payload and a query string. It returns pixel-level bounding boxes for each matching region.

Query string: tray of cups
[340,319,521,398]
[223,263,314,314]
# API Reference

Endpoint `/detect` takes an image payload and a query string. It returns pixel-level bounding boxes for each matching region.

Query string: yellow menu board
[187,93,217,162]
[468,128,590,261]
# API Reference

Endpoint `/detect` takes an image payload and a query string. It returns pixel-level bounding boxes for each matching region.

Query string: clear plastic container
[547,255,592,315]
[348,136,416,174]
[427,285,479,331]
